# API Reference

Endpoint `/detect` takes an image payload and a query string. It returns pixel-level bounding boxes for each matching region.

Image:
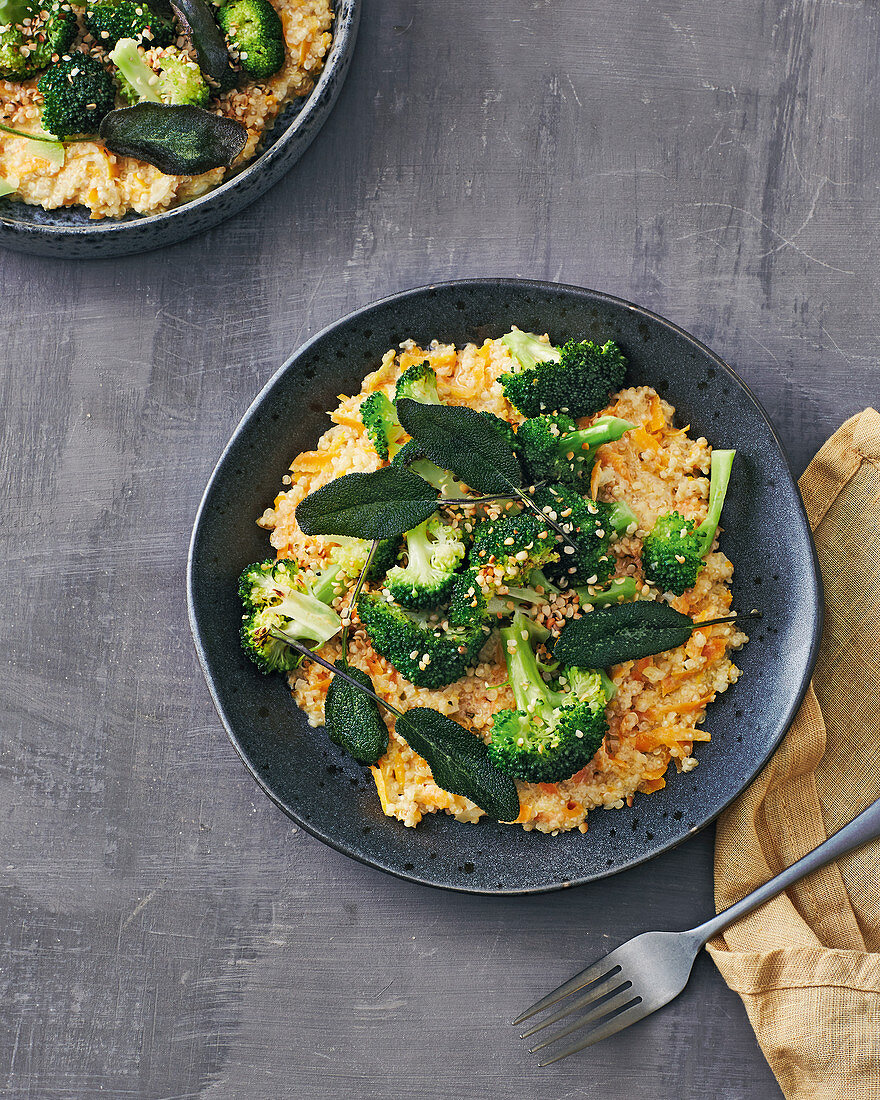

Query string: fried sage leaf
[170,0,236,89]
[398,708,521,822]
[295,465,440,539]
[325,661,389,766]
[396,399,523,496]
[99,104,247,175]
[553,600,738,668]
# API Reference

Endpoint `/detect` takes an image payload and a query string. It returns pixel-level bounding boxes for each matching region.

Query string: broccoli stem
[569,415,635,464]
[401,519,434,575]
[109,38,162,102]
[575,576,639,607]
[607,500,638,536]
[501,330,561,370]
[0,120,82,144]
[695,449,736,555]
[499,612,564,717]
[308,562,345,604]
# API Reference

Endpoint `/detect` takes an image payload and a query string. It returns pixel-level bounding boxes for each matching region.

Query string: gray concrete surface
[3,0,879,1095]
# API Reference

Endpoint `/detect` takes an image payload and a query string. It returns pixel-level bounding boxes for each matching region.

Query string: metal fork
[515,793,880,1065]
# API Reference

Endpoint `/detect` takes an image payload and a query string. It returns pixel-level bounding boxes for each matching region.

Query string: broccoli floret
[157,47,209,105]
[534,485,635,590]
[487,612,609,783]
[384,516,466,610]
[469,509,560,588]
[239,558,342,674]
[111,39,210,106]
[83,0,173,49]
[321,535,401,585]
[450,565,558,633]
[641,449,736,596]
[217,0,283,79]
[356,591,479,688]
[0,1,77,79]
[516,413,635,490]
[359,391,406,461]
[445,569,494,661]
[499,329,627,419]
[394,360,440,405]
[38,53,116,138]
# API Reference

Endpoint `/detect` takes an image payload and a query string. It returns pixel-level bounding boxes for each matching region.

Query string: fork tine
[536,998,650,1066]
[511,959,623,1026]
[527,983,636,1051]
[519,975,631,1039]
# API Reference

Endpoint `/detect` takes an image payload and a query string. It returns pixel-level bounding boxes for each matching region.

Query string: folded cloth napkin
[707,408,880,1100]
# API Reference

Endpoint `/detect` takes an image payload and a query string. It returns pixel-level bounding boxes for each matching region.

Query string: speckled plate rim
[0,0,359,250]
[187,278,824,895]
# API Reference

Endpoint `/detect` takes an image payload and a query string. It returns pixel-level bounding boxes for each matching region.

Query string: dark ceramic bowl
[188,279,822,895]
[0,0,359,259]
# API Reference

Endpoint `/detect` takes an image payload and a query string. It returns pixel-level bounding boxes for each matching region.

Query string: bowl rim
[0,0,359,239]
[187,277,824,894]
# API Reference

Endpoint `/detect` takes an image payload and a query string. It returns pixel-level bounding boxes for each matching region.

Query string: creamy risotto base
[260,337,748,834]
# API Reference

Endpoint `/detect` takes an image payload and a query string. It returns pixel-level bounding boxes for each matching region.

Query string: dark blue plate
[187,279,822,895]
[0,0,358,258]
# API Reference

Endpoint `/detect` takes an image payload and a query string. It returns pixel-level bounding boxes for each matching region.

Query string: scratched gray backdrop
[2,0,878,1096]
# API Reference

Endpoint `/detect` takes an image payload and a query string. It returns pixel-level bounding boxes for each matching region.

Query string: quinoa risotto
[0,0,332,218]
[258,335,748,835]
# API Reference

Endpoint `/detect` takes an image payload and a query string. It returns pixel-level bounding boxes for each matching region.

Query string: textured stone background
[2,0,878,1095]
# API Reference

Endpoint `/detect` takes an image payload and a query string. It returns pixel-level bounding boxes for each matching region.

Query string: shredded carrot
[647,394,665,433]
[291,450,331,471]
[590,460,602,499]
[641,776,667,793]
[330,410,364,430]
[631,426,660,453]
[650,695,714,717]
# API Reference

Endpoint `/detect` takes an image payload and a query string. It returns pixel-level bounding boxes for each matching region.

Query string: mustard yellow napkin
[707,408,880,1100]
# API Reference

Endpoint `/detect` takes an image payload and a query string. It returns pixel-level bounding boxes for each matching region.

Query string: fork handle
[691,793,880,946]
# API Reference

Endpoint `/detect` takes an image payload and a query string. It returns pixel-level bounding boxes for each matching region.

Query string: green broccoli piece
[356,591,480,688]
[445,569,494,661]
[384,515,466,610]
[217,0,284,79]
[38,53,116,138]
[534,485,638,591]
[469,509,560,588]
[641,449,736,596]
[0,0,77,79]
[394,360,440,405]
[516,413,636,490]
[157,47,209,105]
[499,329,627,419]
[359,391,406,461]
[449,565,557,633]
[487,611,609,783]
[321,535,401,585]
[83,0,173,49]
[111,38,210,106]
[574,575,640,608]
[239,558,342,674]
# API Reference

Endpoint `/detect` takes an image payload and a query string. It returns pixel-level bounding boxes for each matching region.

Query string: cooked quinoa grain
[260,336,748,834]
[0,0,331,218]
